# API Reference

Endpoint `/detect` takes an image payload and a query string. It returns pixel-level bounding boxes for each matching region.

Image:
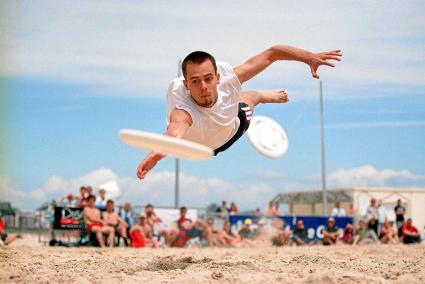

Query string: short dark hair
[180,206,187,212]
[87,195,96,201]
[182,51,217,79]
[106,199,114,205]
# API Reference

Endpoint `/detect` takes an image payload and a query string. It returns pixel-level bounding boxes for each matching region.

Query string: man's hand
[307,50,342,79]
[137,152,164,180]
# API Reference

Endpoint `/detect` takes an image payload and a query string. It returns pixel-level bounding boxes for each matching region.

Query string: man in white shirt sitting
[331,201,346,217]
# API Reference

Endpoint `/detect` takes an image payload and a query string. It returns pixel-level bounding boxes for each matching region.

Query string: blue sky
[1,1,424,210]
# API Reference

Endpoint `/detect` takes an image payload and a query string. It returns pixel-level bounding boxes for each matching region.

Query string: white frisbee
[119,129,214,160]
[246,116,288,159]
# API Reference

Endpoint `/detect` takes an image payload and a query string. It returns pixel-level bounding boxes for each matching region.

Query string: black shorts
[214,103,252,155]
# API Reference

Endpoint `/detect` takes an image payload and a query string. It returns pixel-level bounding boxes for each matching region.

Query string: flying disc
[246,116,288,159]
[119,129,214,160]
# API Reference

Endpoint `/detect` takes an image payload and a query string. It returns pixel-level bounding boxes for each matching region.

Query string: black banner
[53,207,83,230]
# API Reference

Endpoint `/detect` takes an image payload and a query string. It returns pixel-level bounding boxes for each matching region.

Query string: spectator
[352,219,379,245]
[205,218,226,246]
[292,219,313,246]
[394,199,406,238]
[273,201,281,216]
[401,218,421,244]
[83,195,115,248]
[102,200,129,246]
[60,193,78,208]
[145,204,179,246]
[322,217,340,245]
[79,186,89,207]
[379,220,400,244]
[265,201,274,217]
[119,202,135,228]
[238,218,258,247]
[366,198,379,236]
[229,202,239,215]
[342,223,355,244]
[377,199,387,235]
[95,189,107,209]
[222,221,241,246]
[131,215,159,248]
[216,200,229,219]
[421,225,425,243]
[347,203,357,217]
[0,216,16,246]
[331,201,346,217]
[254,208,261,217]
[270,218,292,246]
[176,206,206,244]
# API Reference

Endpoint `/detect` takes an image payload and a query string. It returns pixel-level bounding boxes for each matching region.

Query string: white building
[273,187,425,230]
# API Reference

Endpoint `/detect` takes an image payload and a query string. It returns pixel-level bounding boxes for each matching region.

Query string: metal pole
[319,80,328,216]
[174,59,182,209]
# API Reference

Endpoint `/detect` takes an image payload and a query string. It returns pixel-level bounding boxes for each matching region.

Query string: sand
[1,234,424,283]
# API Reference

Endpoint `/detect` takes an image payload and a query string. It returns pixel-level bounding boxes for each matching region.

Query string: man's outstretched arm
[234,45,342,84]
[136,109,192,180]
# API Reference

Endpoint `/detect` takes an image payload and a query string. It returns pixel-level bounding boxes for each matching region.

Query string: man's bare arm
[136,109,192,180]
[234,45,342,84]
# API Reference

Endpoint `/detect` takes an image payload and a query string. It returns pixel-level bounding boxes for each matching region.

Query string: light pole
[319,80,328,216]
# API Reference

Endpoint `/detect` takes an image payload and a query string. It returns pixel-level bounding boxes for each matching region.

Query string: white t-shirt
[166,62,242,149]
[331,207,346,217]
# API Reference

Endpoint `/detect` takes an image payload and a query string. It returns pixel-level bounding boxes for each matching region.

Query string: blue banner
[229,215,353,240]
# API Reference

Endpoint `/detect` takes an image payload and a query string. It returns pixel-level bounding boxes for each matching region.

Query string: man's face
[327,221,335,228]
[183,60,220,108]
[180,209,187,217]
[106,202,114,212]
[297,220,304,228]
[87,198,95,207]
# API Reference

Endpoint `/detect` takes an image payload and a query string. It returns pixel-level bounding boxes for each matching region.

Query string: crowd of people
[2,185,423,248]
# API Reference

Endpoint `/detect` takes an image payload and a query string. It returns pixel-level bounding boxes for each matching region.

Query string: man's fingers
[310,66,319,79]
[321,60,335,68]
[324,55,341,61]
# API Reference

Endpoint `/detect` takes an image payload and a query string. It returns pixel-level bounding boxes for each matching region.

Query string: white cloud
[0,176,34,210]
[327,165,425,188]
[1,0,424,97]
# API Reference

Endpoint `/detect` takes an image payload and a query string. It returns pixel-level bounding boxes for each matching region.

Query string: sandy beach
[0,234,424,283]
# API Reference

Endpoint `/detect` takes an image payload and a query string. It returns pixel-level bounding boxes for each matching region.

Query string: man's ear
[216,72,220,84]
[183,79,189,90]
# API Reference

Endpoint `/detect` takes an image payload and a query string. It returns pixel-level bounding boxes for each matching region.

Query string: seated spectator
[264,201,274,217]
[342,224,355,244]
[270,218,292,246]
[331,201,346,217]
[83,195,115,248]
[353,219,379,245]
[0,217,16,246]
[322,217,340,245]
[205,218,227,246]
[120,202,135,229]
[174,206,206,247]
[292,219,314,246]
[95,189,107,209]
[60,193,78,208]
[131,215,159,248]
[238,218,258,247]
[222,221,241,246]
[402,218,421,244]
[229,202,239,215]
[79,186,89,207]
[102,200,129,246]
[379,220,400,244]
[145,204,178,247]
[367,198,379,236]
[347,203,357,217]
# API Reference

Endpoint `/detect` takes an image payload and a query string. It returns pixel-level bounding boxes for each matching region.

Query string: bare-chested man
[102,200,129,242]
[83,195,115,248]
[131,215,159,248]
